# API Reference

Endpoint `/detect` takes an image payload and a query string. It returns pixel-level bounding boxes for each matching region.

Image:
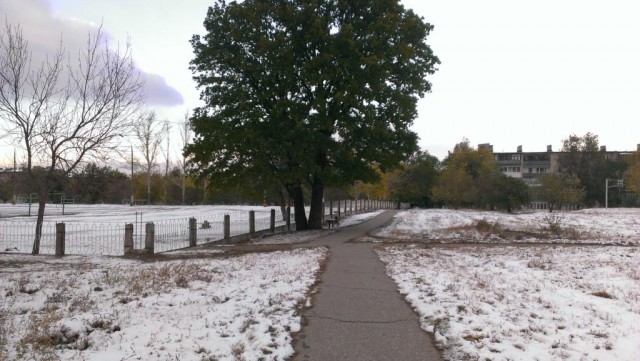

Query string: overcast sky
[1,0,639,164]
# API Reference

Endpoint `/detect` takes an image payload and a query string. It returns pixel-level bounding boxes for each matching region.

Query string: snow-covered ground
[0,203,272,222]
[0,207,385,360]
[376,208,640,361]
[4,206,637,360]
[0,204,290,255]
[374,208,640,245]
[0,248,328,361]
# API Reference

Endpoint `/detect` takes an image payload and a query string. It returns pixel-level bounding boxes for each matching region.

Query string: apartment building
[479,143,639,209]
[479,144,558,186]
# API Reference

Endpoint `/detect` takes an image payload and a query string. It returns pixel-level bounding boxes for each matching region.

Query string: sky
[0,0,639,164]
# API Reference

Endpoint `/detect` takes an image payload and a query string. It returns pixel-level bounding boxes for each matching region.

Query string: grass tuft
[591,291,615,299]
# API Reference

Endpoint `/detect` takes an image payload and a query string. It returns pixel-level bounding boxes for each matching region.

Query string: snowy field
[0,203,379,255]
[0,207,384,360]
[375,208,640,361]
[0,203,277,223]
[374,208,640,245]
[0,204,293,255]
[0,248,328,361]
[3,206,638,360]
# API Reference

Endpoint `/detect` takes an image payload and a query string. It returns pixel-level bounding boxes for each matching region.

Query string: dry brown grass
[591,291,615,299]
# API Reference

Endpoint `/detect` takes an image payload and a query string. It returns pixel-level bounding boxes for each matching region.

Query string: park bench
[325,216,340,229]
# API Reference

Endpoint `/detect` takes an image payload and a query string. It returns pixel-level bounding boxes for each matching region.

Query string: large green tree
[624,151,640,204]
[432,140,495,208]
[559,132,627,207]
[66,163,130,204]
[387,150,440,207]
[186,0,439,229]
[538,173,585,212]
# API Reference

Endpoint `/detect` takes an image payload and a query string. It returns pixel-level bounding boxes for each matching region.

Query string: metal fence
[1,201,398,256]
[0,208,295,256]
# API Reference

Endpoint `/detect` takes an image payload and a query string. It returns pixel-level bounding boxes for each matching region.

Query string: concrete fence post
[286,206,291,231]
[124,223,134,255]
[189,218,197,247]
[249,211,256,237]
[224,214,230,239]
[270,209,276,232]
[55,222,65,256]
[145,222,155,254]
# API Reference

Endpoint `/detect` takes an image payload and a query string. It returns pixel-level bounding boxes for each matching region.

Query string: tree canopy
[186,0,439,229]
[387,150,440,207]
[559,132,628,207]
[538,173,585,212]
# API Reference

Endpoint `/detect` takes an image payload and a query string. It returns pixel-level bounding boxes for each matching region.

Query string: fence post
[249,211,256,237]
[124,223,134,255]
[145,222,155,254]
[338,200,341,219]
[270,209,276,232]
[286,206,291,231]
[55,222,65,256]
[224,214,230,239]
[189,218,197,247]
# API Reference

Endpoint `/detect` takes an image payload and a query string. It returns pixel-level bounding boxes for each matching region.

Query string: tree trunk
[287,183,308,230]
[308,177,324,229]
[278,189,288,220]
[32,194,47,255]
[182,173,186,205]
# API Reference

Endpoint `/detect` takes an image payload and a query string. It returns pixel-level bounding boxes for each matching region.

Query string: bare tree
[167,110,192,205]
[161,120,171,204]
[0,22,144,254]
[179,110,192,204]
[134,111,164,205]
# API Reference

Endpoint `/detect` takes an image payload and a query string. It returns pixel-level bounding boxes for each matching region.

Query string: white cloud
[0,0,183,106]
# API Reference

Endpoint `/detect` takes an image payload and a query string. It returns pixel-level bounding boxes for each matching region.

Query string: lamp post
[605,178,624,209]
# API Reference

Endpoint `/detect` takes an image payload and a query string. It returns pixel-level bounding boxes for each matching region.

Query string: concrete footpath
[293,210,442,361]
